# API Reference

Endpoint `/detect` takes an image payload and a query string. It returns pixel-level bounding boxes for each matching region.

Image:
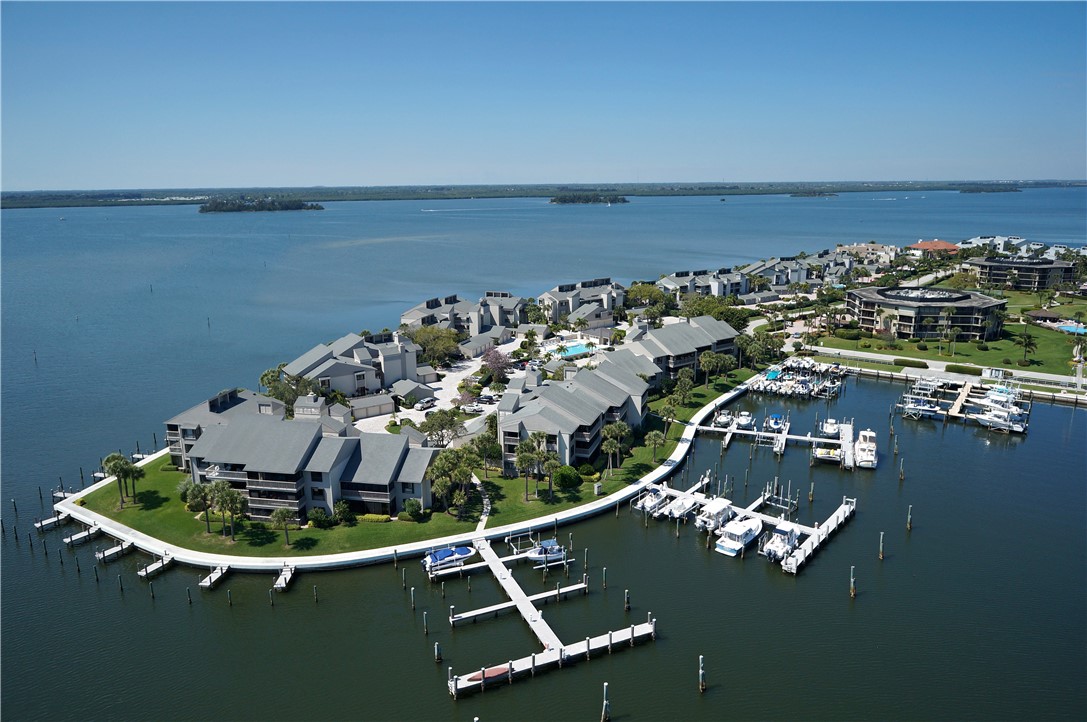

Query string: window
[318,377,331,389]
[258,403,272,415]
[311,488,326,500]
[401,483,417,495]
[311,471,323,482]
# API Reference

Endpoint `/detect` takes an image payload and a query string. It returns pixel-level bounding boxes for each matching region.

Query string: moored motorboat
[854,428,878,469]
[526,538,565,563]
[761,521,801,563]
[812,446,842,464]
[713,409,735,428]
[970,408,1028,434]
[422,546,476,573]
[634,483,669,514]
[694,497,734,532]
[714,516,763,557]
[818,417,840,438]
[735,411,755,430]
[766,413,785,433]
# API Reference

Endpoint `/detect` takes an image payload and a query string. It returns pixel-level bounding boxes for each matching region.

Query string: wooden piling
[269,589,274,607]
[899,458,905,481]
[313,585,318,603]
[907,504,913,531]
[441,581,445,598]
[187,587,192,604]
[879,532,885,560]
[434,642,442,663]
[585,636,591,661]
[402,567,406,589]
[117,574,123,593]
[93,566,99,583]
[699,654,706,692]
[602,566,607,589]
[149,581,154,599]
[393,548,398,568]
[423,611,429,635]
[411,586,415,610]
[850,566,856,599]
[601,682,611,722]
[228,589,232,606]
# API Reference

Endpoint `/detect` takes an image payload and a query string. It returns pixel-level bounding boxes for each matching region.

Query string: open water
[2,190,1085,720]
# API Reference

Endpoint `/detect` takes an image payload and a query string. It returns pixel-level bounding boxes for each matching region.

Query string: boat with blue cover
[422,546,477,573]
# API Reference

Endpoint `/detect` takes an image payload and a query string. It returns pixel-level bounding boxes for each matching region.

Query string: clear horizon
[2,2,1085,192]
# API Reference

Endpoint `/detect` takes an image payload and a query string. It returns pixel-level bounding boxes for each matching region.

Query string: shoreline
[53,385,749,572]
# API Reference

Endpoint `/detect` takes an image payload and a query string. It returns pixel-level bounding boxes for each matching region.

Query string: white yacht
[854,428,878,469]
[715,516,763,557]
[662,495,699,520]
[819,417,840,437]
[761,521,801,563]
[970,408,1028,434]
[766,413,785,433]
[735,411,756,430]
[713,409,735,428]
[901,396,941,418]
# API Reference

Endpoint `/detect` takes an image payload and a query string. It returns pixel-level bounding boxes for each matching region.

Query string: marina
[2,190,1085,720]
[895,377,1034,433]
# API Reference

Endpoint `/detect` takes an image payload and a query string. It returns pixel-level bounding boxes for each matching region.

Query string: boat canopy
[701,498,733,514]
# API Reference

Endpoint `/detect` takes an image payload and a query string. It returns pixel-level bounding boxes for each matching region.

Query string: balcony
[340,489,391,503]
[205,467,249,482]
[246,496,305,510]
[246,478,303,492]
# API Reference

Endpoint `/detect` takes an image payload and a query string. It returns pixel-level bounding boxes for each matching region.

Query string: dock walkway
[199,565,230,589]
[839,423,855,469]
[95,540,133,563]
[137,553,173,578]
[474,539,563,650]
[34,512,71,532]
[63,523,101,546]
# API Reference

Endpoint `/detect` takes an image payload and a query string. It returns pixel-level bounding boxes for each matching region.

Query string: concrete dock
[137,553,174,578]
[199,565,230,589]
[95,539,134,563]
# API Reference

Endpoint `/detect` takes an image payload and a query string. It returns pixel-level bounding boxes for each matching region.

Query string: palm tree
[699,351,719,386]
[601,439,620,479]
[269,507,294,546]
[949,327,962,356]
[659,403,677,437]
[209,479,231,535]
[543,455,561,502]
[645,430,666,461]
[188,482,213,533]
[1013,330,1038,363]
[718,354,737,383]
[103,452,144,508]
[222,489,247,542]
[556,343,568,357]
[470,434,501,479]
[103,452,131,509]
[515,440,537,502]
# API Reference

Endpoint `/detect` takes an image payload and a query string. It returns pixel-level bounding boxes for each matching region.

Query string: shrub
[1002,357,1013,365]
[835,328,862,341]
[360,514,390,523]
[946,364,983,376]
[859,341,872,349]
[577,463,596,477]
[555,465,582,491]
[396,511,414,522]
[907,338,922,344]
[915,342,928,351]
[1016,359,1031,367]
[334,500,357,526]
[160,464,177,472]
[309,507,335,529]
[176,478,193,504]
[975,342,989,351]
[403,498,422,520]
[894,358,928,369]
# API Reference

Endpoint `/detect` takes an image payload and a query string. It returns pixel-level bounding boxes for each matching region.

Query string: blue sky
[2,1,1085,190]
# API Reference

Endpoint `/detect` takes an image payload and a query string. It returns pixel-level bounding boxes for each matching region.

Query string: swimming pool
[1057,324,1086,335]
[558,342,592,357]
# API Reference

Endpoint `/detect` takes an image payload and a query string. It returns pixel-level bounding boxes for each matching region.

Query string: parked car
[478,394,495,404]
[413,397,437,411]
[462,403,484,414]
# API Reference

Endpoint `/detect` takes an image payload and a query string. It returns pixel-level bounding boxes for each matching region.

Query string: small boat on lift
[812,446,842,464]
[761,521,801,563]
[634,483,669,515]
[713,409,735,428]
[818,417,840,438]
[694,497,734,532]
[766,413,785,433]
[422,546,476,573]
[735,411,755,430]
[526,538,565,563]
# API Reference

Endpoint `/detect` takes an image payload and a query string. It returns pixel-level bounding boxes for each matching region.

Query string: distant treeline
[198,198,324,213]
[550,194,629,205]
[3,180,1080,209]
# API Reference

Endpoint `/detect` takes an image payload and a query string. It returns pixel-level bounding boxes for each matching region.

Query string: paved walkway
[52,384,748,573]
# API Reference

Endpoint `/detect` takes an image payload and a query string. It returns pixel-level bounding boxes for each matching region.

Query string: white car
[413,397,437,411]
[462,403,484,414]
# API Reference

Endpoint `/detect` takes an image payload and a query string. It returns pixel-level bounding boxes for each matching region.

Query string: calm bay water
[2,190,1085,720]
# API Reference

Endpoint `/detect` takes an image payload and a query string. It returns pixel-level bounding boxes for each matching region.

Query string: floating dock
[137,553,174,578]
[62,524,101,546]
[199,565,230,589]
[95,540,134,562]
[34,512,71,532]
[273,565,295,591]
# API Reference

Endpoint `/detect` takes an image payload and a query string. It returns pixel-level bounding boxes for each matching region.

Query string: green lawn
[79,372,759,554]
[816,323,1078,375]
[80,457,479,556]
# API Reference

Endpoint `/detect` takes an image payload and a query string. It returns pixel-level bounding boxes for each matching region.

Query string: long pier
[34,512,71,532]
[62,523,101,546]
[444,536,657,697]
[781,497,857,574]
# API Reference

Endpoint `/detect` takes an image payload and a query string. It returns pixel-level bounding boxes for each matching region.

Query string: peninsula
[549,193,629,205]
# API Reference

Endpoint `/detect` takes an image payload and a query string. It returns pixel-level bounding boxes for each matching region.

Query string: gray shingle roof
[188,415,322,474]
[283,344,334,377]
[305,436,354,473]
[398,447,438,483]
